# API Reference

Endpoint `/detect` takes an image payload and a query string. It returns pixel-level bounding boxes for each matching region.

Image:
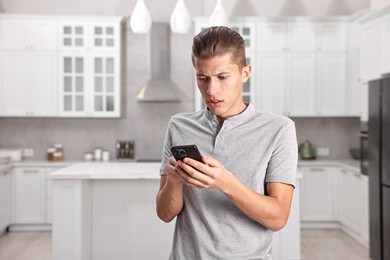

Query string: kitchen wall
[371,0,390,10]
[0,0,368,161]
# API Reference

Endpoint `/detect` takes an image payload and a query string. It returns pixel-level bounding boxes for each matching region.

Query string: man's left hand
[175,155,234,191]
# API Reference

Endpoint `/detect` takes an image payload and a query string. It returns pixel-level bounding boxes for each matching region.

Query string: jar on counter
[47,148,56,161]
[53,152,63,161]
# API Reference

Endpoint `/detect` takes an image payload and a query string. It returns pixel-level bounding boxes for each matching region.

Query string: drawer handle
[354,173,362,179]
[310,168,324,172]
[23,170,39,173]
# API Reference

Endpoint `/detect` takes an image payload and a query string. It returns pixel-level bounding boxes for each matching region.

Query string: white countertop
[50,162,162,180]
[298,159,360,172]
[3,158,360,180]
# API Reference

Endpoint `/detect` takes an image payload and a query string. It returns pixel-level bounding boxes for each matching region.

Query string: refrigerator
[368,76,390,260]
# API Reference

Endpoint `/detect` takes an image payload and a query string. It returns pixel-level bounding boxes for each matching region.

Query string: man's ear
[242,64,252,83]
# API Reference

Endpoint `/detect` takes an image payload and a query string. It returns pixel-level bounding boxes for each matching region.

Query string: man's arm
[175,156,294,231]
[156,157,184,223]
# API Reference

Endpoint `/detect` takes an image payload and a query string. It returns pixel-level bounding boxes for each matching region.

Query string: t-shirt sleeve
[159,119,174,176]
[265,120,298,187]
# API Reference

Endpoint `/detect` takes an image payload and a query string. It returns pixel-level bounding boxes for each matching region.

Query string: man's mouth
[208,99,223,107]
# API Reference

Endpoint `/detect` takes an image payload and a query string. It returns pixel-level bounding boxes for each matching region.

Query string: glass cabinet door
[91,54,119,116]
[91,24,119,50]
[59,54,86,115]
[59,23,87,50]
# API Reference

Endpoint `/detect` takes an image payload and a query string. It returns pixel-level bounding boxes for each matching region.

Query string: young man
[156,26,297,259]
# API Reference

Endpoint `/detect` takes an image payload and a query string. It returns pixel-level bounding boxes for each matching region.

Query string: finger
[201,155,222,167]
[177,160,210,185]
[182,157,210,175]
[168,156,177,165]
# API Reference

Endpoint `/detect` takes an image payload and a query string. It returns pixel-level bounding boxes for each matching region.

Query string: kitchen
[0,0,389,259]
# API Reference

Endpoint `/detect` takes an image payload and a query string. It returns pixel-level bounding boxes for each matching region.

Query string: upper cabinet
[257,21,346,52]
[360,6,390,82]
[58,18,122,117]
[58,21,120,52]
[2,18,57,51]
[0,14,123,118]
[1,17,58,117]
[255,19,348,117]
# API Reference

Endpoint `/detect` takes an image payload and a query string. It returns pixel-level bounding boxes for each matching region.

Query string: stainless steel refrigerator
[369,76,390,260]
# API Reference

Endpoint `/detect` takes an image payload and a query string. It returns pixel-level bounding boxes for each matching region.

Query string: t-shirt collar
[206,103,255,126]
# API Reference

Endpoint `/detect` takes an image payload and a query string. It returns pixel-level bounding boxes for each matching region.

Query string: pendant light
[170,0,192,34]
[209,0,229,27]
[130,0,152,34]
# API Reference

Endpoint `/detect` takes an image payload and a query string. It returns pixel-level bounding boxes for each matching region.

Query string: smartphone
[171,145,203,163]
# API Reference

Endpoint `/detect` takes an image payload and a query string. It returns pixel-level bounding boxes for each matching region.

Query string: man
[156,26,297,259]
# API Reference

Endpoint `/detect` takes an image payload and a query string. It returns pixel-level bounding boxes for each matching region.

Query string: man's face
[194,53,251,123]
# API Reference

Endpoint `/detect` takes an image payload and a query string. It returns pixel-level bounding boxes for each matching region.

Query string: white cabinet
[10,166,64,227]
[272,177,301,259]
[0,169,11,235]
[59,21,120,52]
[317,53,347,116]
[288,22,317,52]
[58,52,120,117]
[2,52,57,116]
[12,167,46,224]
[1,18,57,51]
[1,17,57,117]
[45,167,60,224]
[0,15,122,118]
[300,166,338,222]
[287,53,317,116]
[256,20,348,116]
[316,23,347,51]
[256,53,286,114]
[338,168,369,248]
[382,14,390,74]
[58,19,122,117]
[361,18,383,81]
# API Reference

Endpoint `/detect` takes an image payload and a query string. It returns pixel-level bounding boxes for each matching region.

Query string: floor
[301,229,370,260]
[0,229,370,260]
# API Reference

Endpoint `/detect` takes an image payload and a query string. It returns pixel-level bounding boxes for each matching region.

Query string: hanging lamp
[209,0,229,27]
[130,0,152,34]
[170,0,192,34]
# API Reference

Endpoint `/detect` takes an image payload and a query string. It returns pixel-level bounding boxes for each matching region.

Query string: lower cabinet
[300,166,338,222]
[300,164,369,248]
[338,168,369,247]
[11,166,63,228]
[12,167,46,224]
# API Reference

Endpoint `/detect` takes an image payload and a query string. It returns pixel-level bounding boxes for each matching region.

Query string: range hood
[137,23,181,102]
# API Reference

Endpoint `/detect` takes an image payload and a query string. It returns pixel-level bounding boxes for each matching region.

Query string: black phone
[171,145,203,163]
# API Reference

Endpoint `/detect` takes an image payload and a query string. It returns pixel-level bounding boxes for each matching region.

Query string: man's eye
[219,76,228,80]
[198,77,208,81]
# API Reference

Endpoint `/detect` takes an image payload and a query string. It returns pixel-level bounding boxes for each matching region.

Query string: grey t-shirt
[160,103,298,260]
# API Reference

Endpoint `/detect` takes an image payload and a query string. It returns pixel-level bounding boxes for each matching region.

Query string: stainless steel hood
[137,23,181,102]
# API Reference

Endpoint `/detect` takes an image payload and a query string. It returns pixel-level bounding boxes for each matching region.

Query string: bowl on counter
[349,148,361,160]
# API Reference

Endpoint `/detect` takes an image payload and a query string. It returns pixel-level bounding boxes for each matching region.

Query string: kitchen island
[50,162,301,260]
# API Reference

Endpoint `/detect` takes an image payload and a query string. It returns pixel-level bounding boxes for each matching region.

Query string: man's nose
[206,79,220,96]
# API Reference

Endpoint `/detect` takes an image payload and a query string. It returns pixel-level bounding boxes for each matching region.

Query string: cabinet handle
[354,173,362,179]
[22,170,39,173]
[341,169,348,174]
[310,168,324,172]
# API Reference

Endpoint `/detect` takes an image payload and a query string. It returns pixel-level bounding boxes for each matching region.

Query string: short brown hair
[191,26,246,69]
